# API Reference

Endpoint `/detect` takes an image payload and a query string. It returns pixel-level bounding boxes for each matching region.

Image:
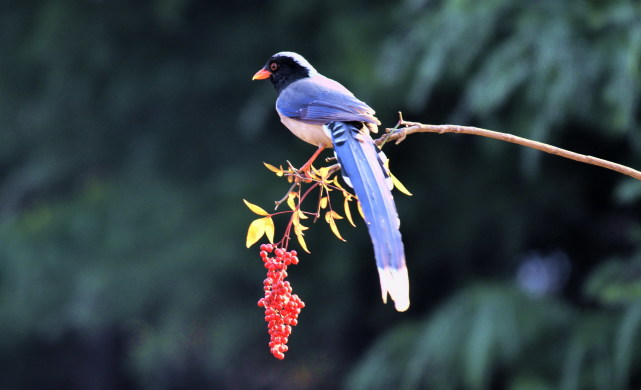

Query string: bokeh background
[1,1,641,389]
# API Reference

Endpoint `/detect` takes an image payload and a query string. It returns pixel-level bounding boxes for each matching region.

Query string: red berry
[257,246,304,360]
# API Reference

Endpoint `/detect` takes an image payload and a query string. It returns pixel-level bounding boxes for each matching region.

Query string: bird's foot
[284,160,312,182]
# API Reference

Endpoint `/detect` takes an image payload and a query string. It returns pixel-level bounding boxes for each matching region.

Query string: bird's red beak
[252,68,271,80]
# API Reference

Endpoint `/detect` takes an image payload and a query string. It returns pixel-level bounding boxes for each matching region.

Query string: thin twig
[274,181,299,210]
[375,115,641,182]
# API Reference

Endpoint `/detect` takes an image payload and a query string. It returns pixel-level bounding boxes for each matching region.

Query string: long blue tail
[325,121,409,311]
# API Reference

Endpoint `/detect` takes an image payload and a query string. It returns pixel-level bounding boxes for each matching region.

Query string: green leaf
[585,259,641,304]
[613,304,641,387]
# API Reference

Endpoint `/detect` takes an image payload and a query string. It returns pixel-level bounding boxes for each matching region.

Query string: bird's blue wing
[276,79,379,126]
[325,121,409,311]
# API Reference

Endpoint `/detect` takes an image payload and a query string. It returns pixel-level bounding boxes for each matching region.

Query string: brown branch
[376,114,641,182]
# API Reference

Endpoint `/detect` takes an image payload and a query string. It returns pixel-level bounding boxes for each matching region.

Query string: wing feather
[276,78,380,126]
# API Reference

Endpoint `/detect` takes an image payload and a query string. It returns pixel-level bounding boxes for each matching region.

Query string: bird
[252,51,409,312]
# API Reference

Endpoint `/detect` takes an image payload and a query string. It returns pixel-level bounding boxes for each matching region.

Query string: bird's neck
[272,73,308,95]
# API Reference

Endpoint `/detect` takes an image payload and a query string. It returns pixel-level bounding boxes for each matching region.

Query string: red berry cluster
[257,243,305,360]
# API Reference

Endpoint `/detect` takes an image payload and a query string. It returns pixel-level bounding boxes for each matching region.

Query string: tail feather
[325,121,409,311]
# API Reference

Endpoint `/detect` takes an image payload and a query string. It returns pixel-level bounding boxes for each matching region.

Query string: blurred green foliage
[0,0,640,389]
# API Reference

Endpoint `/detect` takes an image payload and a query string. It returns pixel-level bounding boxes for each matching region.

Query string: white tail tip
[377,266,410,312]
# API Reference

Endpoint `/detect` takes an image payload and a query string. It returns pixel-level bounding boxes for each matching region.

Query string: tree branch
[376,114,641,182]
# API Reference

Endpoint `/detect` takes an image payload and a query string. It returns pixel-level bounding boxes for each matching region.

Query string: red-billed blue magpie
[253,52,409,311]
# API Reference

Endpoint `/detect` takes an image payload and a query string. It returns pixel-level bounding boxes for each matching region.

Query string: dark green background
[1,1,640,389]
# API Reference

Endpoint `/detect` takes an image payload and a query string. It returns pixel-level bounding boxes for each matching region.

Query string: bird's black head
[252,52,317,94]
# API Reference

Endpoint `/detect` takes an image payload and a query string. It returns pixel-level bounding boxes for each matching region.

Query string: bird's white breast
[279,114,333,148]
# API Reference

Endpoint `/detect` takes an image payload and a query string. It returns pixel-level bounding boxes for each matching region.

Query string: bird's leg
[298,145,326,174]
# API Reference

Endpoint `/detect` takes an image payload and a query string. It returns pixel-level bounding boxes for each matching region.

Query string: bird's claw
[285,160,314,183]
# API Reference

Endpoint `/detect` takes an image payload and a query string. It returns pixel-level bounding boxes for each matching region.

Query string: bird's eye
[270,62,278,71]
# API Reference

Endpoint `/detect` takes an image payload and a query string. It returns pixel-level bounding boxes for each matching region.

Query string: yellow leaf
[243,199,269,216]
[297,209,308,219]
[287,192,297,211]
[291,211,308,235]
[294,221,309,235]
[391,172,413,196]
[332,177,345,191]
[291,212,310,252]
[330,210,343,219]
[264,216,274,244]
[356,199,365,220]
[344,196,356,227]
[310,166,321,180]
[384,160,412,196]
[317,166,331,179]
[295,230,310,253]
[246,217,266,248]
[263,162,284,176]
[319,196,328,209]
[325,211,346,241]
